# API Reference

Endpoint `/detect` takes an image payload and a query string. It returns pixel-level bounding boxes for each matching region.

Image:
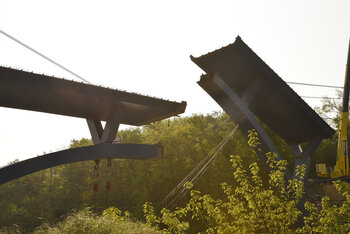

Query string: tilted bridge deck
[191,36,334,182]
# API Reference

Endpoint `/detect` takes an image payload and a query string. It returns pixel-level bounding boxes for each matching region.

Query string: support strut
[87,107,122,144]
[198,73,291,178]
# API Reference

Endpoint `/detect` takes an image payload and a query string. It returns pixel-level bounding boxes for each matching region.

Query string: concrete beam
[0,143,162,185]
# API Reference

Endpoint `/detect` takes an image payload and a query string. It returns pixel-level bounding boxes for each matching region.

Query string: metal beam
[0,143,162,185]
[198,73,291,178]
[241,79,263,105]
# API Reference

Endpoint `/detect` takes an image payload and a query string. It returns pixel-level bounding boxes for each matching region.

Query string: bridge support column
[291,136,323,181]
[86,107,122,144]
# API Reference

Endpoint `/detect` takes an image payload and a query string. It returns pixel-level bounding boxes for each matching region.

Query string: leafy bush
[34,207,157,234]
[144,150,306,233]
[299,181,350,233]
[143,128,350,233]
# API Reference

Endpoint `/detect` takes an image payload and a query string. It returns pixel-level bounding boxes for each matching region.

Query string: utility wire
[157,125,238,210]
[0,29,343,90]
[286,81,342,100]
[0,29,93,85]
[287,81,342,89]
[301,96,341,99]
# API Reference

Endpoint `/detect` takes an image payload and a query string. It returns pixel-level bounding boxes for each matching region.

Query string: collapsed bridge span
[191,36,334,182]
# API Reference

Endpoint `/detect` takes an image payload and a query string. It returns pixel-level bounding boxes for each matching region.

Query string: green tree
[299,180,350,233]
[144,150,306,233]
[0,112,318,231]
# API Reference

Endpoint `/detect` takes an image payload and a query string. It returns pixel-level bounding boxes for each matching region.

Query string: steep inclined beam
[198,73,291,178]
[87,118,104,144]
[241,79,263,105]
[212,74,282,161]
[0,143,162,185]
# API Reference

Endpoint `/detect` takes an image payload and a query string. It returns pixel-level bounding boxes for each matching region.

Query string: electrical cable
[301,96,341,99]
[0,29,345,90]
[286,82,343,100]
[0,29,93,85]
[166,127,236,209]
[286,81,342,89]
[158,125,238,210]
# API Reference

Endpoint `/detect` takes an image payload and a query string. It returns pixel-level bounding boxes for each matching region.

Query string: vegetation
[1,111,350,233]
[0,207,156,234]
[0,112,250,231]
[33,207,156,234]
[144,152,305,233]
[142,152,350,233]
[300,180,350,233]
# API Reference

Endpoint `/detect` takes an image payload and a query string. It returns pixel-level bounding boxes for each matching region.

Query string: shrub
[144,151,306,233]
[34,207,157,234]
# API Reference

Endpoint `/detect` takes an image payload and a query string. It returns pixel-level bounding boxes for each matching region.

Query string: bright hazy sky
[0,0,349,166]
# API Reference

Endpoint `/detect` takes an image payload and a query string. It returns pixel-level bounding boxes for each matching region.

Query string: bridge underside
[0,66,186,125]
[0,66,186,185]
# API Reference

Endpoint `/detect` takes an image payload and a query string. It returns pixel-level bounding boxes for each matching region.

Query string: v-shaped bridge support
[0,106,164,185]
[86,108,122,144]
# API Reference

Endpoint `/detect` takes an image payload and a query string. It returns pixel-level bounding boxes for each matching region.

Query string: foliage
[0,112,251,231]
[33,207,156,234]
[315,90,342,128]
[1,111,347,232]
[144,146,306,233]
[298,181,350,233]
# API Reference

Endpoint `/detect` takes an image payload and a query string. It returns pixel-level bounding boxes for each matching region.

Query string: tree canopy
[0,110,348,233]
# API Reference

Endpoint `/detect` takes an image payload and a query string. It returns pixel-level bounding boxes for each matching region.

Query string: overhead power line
[157,125,239,210]
[287,81,343,89]
[301,96,341,99]
[0,28,343,90]
[0,29,93,85]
